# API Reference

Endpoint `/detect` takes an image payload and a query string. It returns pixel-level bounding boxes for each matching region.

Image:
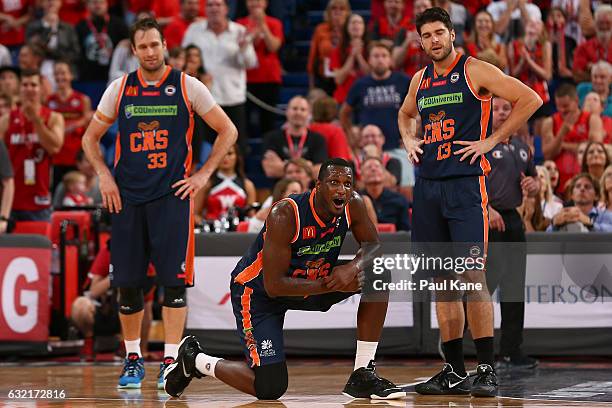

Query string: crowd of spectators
[1,0,612,234]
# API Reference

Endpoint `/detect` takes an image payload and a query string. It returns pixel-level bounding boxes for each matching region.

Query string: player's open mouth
[333,198,345,208]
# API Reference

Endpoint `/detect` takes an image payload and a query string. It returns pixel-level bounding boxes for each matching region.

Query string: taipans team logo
[450,72,460,83]
[429,110,446,123]
[165,85,176,96]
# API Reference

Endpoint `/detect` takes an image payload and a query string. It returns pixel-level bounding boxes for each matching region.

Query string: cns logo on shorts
[450,72,460,83]
[469,246,481,257]
[165,85,176,96]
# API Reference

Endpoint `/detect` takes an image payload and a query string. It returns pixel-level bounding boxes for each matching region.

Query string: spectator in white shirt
[182,0,258,155]
[487,0,542,44]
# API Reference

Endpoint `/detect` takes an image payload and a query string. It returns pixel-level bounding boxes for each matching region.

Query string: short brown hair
[555,82,578,99]
[566,172,600,202]
[130,17,165,47]
[367,41,392,57]
[312,97,338,123]
[20,68,41,82]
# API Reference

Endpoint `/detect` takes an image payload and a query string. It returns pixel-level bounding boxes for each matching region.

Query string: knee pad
[117,287,144,315]
[163,286,187,308]
[254,362,288,400]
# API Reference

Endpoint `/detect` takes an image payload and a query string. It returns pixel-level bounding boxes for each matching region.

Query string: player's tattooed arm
[398,69,425,164]
[325,192,381,291]
[454,58,543,164]
[262,200,333,297]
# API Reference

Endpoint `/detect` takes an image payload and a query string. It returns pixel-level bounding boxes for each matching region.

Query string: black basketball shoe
[343,361,406,400]
[163,336,205,397]
[414,363,470,395]
[471,364,498,397]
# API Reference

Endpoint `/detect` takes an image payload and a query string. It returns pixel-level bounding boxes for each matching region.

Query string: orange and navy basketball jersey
[415,54,492,179]
[115,68,193,204]
[231,190,351,294]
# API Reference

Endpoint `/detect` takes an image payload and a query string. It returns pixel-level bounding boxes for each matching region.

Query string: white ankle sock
[124,339,141,357]
[164,343,179,359]
[195,353,221,378]
[354,340,378,370]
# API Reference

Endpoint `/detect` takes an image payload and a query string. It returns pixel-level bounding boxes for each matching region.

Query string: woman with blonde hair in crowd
[537,165,563,221]
[581,141,611,182]
[465,10,507,70]
[307,0,351,95]
[599,167,612,210]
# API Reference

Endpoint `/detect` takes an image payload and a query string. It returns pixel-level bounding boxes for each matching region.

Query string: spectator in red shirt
[309,96,352,161]
[307,0,350,95]
[370,0,411,23]
[237,0,284,136]
[47,60,93,189]
[573,4,612,83]
[61,171,94,207]
[391,0,431,77]
[0,0,31,48]
[330,13,370,103]
[542,83,604,194]
[369,0,412,49]
[59,0,87,25]
[464,0,492,15]
[465,10,508,71]
[163,0,204,49]
[547,7,576,83]
[508,19,552,136]
[153,0,205,28]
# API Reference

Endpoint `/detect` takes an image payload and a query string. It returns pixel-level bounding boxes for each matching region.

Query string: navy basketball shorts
[230,281,356,367]
[411,175,489,278]
[110,193,195,288]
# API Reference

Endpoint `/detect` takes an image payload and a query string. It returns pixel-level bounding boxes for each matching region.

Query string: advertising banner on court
[187,257,414,330]
[0,247,50,342]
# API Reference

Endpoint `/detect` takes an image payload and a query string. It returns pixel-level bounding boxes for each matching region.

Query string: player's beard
[428,41,453,62]
[141,58,165,73]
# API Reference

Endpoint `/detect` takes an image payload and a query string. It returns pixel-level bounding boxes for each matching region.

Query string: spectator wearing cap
[262,96,328,179]
[0,140,13,234]
[359,156,410,231]
[237,0,284,137]
[577,61,612,118]
[485,97,540,370]
[542,83,604,195]
[182,0,258,155]
[309,96,352,161]
[487,0,542,44]
[548,173,612,232]
[573,4,612,83]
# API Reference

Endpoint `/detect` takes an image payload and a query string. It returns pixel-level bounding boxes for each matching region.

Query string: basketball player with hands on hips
[81,18,237,389]
[398,7,542,397]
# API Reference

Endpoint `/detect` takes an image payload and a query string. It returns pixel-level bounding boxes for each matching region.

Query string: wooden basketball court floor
[1,359,612,407]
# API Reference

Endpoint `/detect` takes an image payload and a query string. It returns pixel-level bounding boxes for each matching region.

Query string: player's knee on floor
[162,286,186,308]
[118,287,144,315]
[254,362,288,400]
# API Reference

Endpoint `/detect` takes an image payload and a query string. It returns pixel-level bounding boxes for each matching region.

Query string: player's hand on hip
[488,207,505,232]
[324,263,359,292]
[453,138,496,165]
[172,173,209,200]
[405,137,424,164]
[99,172,122,213]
